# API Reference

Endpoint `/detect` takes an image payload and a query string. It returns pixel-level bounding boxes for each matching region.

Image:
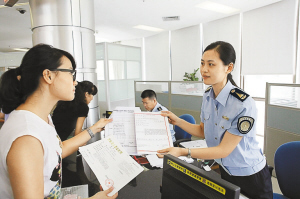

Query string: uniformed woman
[158,41,273,198]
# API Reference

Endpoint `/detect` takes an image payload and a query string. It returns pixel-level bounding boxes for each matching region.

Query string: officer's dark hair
[0,43,76,114]
[141,89,157,100]
[203,41,237,87]
[55,81,97,112]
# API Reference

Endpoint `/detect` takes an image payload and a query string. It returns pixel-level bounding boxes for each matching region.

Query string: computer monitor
[161,155,240,199]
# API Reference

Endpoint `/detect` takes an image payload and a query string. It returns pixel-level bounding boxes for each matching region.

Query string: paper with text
[79,136,143,196]
[135,112,173,154]
[180,140,208,149]
[60,185,88,199]
[105,108,141,155]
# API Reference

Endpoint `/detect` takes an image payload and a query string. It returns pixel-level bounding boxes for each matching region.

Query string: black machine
[161,154,240,199]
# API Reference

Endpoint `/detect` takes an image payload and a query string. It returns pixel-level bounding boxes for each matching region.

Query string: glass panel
[109,60,125,80]
[96,60,104,80]
[244,75,293,98]
[171,82,206,96]
[127,61,141,79]
[109,79,134,101]
[135,82,169,93]
[97,80,106,101]
[96,43,104,60]
[269,85,300,108]
[255,100,265,136]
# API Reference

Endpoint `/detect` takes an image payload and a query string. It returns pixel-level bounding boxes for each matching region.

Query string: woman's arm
[74,117,86,136]
[7,136,45,199]
[161,111,205,138]
[158,131,242,159]
[61,118,112,158]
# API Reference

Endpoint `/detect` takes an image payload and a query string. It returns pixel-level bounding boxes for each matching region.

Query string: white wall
[144,31,170,81]
[171,25,201,81]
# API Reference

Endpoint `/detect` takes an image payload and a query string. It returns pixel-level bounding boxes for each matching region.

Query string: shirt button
[215,107,217,111]
[215,137,217,140]
[221,126,224,129]
[215,123,217,126]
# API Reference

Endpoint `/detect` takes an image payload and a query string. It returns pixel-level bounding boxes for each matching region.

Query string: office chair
[273,141,300,199]
[173,114,195,147]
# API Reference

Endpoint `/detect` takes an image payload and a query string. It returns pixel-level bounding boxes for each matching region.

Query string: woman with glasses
[52,80,98,188]
[0,44,118,199]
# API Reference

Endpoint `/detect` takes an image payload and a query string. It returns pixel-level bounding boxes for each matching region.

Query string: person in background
[0,44,117,199]
[158,41,272,199]
[141,89,176,142]
[52,80,98,188]
[52,80,98,141]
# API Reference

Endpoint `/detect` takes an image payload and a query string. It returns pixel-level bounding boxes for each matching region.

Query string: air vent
[162,16,180,21]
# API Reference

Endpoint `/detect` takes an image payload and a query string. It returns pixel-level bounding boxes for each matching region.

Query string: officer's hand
[157,147,185,158]
[161,111,180,125]
[90,186,118,199]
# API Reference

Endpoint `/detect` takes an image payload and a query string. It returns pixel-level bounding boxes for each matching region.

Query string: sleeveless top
[0,110,63,198]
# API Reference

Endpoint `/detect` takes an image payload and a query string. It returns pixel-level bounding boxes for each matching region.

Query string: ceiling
[0,0,281,52]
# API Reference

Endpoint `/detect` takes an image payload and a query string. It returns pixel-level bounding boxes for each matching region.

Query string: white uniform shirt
[0,110,62,198]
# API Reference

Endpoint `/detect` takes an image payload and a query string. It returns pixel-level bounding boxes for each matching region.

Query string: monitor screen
[161,155,240,199]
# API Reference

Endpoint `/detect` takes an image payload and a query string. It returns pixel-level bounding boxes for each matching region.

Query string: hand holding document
[135,112,173,154]
[79,136,143,196]
[105,107,141,155]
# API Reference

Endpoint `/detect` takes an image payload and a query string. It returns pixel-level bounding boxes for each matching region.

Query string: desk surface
[118,168,163,199]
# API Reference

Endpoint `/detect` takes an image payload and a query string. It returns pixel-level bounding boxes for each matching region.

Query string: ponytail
[0,44,77,114]
[0,68,23,114]
[227,73,238,87]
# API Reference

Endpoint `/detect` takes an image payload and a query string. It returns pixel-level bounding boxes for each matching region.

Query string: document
[79,136,144,196]
[105,107,141,155]
[180,139,208,149]
[60,185,88,199]
[135,112,173,154]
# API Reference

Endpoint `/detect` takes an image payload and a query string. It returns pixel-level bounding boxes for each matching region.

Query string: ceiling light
[196,1,239,14]
[133,25,164,32]
[13,48,29,52]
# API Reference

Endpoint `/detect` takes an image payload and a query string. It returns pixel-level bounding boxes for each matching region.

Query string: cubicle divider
[264,83,300,176]
[134,81,206,136]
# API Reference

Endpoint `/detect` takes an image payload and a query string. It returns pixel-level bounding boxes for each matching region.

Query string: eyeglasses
[49,69,76,81]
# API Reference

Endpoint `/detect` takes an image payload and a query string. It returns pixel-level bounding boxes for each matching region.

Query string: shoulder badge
[157,107,162,111]
[230,88,249,102]
[205,86,212,93]
[237,116,254,134]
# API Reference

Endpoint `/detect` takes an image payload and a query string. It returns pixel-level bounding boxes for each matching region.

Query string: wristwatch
[187,148,191,158]
[87,128,94,138]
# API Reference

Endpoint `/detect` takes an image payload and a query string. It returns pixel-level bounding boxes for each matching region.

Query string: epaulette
[230,88,249,102]
[157,107,162,111]
[205,86,212,93]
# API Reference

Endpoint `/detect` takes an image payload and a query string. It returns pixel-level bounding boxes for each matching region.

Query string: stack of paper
[79,136,144,196]
[105,107,173,155]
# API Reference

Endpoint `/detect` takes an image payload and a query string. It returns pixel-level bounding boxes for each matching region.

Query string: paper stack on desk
[104,107,173,155]
[79,136,144,196]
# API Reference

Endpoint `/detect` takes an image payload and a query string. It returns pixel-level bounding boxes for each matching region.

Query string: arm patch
[230,88,249,102]
[237,116,254,134]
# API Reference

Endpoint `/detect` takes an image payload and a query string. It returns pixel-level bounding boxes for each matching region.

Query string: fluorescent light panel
[133,25,164,32]
[13,48,29,52]
[196,1,239,14]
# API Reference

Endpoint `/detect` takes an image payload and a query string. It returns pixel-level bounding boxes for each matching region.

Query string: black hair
[55,80,97,112]
[203,41,238,87]
[0,44,76,114]
[141,89,157,100]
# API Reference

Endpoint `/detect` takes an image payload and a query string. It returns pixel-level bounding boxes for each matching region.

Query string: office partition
[135,81,206,130]
[264,83,300,176]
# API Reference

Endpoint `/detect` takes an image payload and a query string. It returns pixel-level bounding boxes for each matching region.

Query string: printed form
[135,112,173,154]
[105,107,141,155]
[79,136,143,196]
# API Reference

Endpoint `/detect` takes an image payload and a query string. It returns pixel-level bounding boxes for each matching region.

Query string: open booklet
[104,107,173,155]
[79,136,144,196]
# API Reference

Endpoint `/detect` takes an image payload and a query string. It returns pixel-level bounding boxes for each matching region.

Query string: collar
[206,81,234,107]
[152,102,161,112]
